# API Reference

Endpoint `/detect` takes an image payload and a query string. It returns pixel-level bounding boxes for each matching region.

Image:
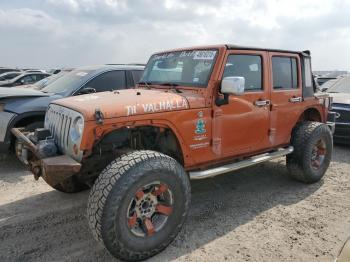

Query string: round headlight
[75,117,84,136]
[70,116,84,141]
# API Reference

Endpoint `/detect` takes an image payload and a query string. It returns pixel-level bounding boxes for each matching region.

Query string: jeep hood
[0,87,50,99]
[52,89,205,121]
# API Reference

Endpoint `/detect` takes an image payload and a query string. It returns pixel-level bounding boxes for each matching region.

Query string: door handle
[254,100,270,107]
[289,97,303,103]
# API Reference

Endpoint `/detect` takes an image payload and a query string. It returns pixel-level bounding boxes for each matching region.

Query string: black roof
[226,44,311,56]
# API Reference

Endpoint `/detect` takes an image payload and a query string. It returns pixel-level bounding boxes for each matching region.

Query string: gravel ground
[0,145,349,262]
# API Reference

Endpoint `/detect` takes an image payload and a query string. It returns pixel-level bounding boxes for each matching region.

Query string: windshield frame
[140,48,219,88]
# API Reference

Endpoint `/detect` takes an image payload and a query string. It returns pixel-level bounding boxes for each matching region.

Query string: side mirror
[20,79,25,85]
[78,87,96,95]
[221,76,245,96]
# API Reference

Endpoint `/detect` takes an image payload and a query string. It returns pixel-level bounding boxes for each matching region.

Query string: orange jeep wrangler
[13,45,336,261]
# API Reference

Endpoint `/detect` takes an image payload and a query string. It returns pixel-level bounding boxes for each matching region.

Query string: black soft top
[226,44,311,57]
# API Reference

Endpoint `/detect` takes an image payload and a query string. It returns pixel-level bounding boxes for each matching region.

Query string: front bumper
[0,111,17,153]
[327,111,337,134]
[11,127,81,186]
[334,123,350,144]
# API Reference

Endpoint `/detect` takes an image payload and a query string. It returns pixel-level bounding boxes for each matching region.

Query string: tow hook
[95,108,104,125]
[32,164,41,180]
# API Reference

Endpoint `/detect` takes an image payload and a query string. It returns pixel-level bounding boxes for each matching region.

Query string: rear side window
[131,70,143,84]
[272,57,298,89]
[84,70,126,92]
[223,54,263,91]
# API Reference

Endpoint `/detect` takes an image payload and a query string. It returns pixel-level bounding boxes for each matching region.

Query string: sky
[0,0,349,70]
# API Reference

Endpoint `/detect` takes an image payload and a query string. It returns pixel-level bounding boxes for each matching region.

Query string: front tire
[87,150,191,261]
[287,121,333,183]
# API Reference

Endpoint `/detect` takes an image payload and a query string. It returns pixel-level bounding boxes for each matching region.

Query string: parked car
[25,69,47,73]
[318,78,340,92]
[316,76,337,86]
[0,71,22,81]
[0,67,21,75]
[0,72,50,87]
[0,64,144,154]
[20,69,74,90]
[11,45,334,261]
[328,75,350,144]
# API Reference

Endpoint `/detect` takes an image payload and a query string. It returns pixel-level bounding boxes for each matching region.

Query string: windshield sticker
[126,98,188,116]
[193,51,216,60]
[152,53,175,61]
[76,72,88,77]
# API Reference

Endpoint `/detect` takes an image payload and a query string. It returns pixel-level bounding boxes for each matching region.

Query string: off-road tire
[87,150,191,261]
[48,176,89,193]
[287,121,333,183]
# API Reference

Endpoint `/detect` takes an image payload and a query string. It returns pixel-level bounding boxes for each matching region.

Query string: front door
[214,50,271,157]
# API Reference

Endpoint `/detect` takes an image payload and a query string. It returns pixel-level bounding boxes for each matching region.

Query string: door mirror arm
[215,93,229,106]
[77,87,97,95]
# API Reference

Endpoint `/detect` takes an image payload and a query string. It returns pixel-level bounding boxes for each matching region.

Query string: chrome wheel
[127,182,173,237]
[311,139,326,170]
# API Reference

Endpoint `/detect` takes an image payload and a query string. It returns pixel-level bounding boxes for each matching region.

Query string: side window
[272,57,298,89]
[37,74,46,80]
[84,71,126,92]
[223,54,262,91]
[19,75,34,84]
[33,74,42,81]
[131,70,143,84]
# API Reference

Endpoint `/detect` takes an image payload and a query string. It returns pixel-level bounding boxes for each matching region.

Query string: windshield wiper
[158,83,182,93]
[138,81,151,89]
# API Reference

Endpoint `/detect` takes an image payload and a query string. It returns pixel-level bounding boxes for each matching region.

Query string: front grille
[332,103,350,123]
[44,104,84,161]
[46,107,73,152]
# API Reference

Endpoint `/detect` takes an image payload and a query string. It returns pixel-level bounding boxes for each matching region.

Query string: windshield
[140,49,218,87]
[33,72,65,90]
[327,76,350,93]
[41,69,93,94]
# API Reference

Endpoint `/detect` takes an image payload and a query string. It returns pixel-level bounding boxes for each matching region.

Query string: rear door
[269,52,303,146]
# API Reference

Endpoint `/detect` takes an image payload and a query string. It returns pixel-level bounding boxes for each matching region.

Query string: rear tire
[287,121,333,183]
[87,150,191,261]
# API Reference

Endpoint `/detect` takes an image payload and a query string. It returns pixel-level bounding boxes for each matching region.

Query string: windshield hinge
[95,108,104,125]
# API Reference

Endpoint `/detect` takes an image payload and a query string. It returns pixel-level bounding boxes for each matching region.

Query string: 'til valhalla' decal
[125,98,188,116]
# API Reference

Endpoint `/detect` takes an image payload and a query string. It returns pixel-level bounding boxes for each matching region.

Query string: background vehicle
[20,69,74,90]
[12,45,334,261]
[0,64,144,154]
[25,69,48,73]
[0,72,50,87]
[316,76,337,86]
[327,75,350,144]
[0,67,21,75]
[0,71,22,81]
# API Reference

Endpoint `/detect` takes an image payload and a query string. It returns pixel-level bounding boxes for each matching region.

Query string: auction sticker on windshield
[193,50,217,60]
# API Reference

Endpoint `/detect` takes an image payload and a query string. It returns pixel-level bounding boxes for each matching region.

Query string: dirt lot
[0,145,349,262]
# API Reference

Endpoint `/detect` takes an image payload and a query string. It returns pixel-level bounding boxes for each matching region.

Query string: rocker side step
[189,146,294,180]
